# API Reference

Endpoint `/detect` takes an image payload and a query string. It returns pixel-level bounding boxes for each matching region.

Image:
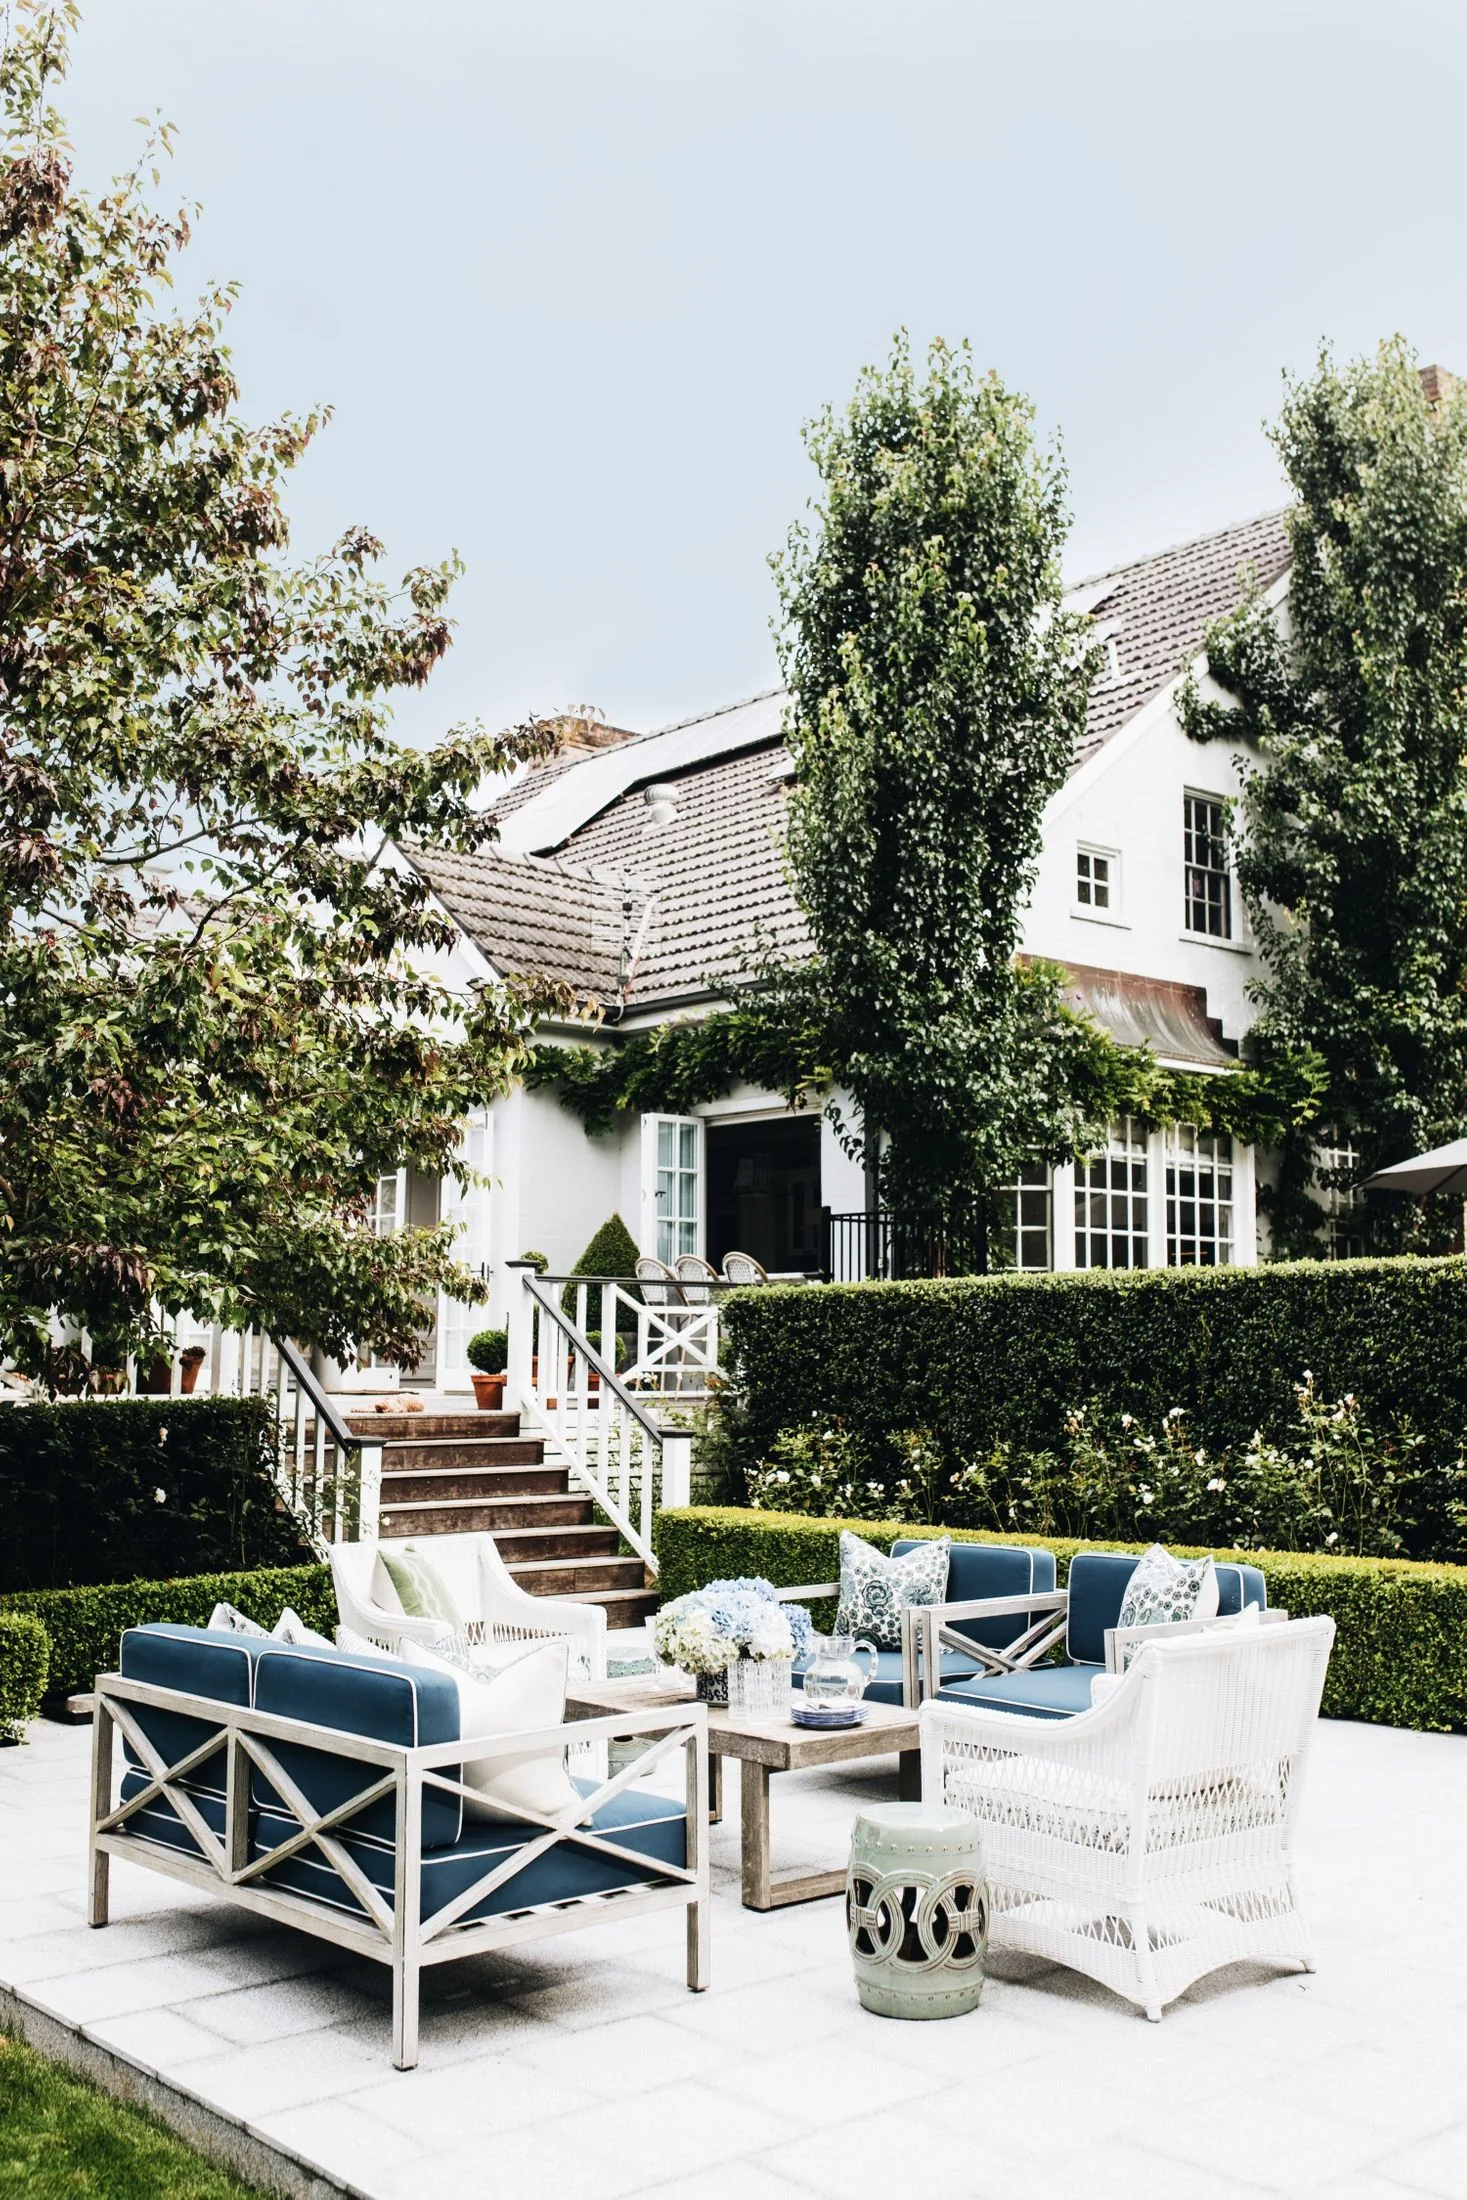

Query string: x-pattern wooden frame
[776,1581,1067,1708]
[89,1672,710,2068]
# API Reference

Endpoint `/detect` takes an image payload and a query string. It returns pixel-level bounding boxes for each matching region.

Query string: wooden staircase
[346,1408,658,1629]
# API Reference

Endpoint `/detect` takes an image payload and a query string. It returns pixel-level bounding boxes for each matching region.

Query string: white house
[386,508,1332,1390]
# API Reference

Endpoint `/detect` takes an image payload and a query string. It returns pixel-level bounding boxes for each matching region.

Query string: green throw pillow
[835,1531,950,1650]
[374,1544,462,1629]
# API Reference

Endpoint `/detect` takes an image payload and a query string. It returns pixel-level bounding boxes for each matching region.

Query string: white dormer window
[1075,844,1121,922]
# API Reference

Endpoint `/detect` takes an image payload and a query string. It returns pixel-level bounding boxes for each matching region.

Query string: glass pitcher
[802,1632,878,1712]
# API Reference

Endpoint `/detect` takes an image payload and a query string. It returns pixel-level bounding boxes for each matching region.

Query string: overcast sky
[61,0,1467,744]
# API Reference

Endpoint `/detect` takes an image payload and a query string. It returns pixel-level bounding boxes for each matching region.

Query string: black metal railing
[820,1203,991,1283]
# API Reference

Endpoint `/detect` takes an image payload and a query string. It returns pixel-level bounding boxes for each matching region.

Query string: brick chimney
[1419,363,1459,407]
[533,706,640,768]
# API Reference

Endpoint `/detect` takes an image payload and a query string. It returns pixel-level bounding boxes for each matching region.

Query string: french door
[642,1114,703,1264]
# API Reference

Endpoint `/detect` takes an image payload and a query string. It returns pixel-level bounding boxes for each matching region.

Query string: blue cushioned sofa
[89,1625,709,2067]
[778,1540,1059,1707]
[916,1549,1272,1719]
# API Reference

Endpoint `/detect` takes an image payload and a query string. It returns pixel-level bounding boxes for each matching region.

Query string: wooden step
[376,1482,591,1524]
[593,1586,662,1629]
[347,1411,518,1440]
[476,1525,623,1564]
[505,1555,651,1597]
[374,1437,547,1471]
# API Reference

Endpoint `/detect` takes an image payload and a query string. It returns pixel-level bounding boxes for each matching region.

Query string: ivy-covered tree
[0,5,556,1383]
[771,334,1097,1227]
[1183,339,1467,1253]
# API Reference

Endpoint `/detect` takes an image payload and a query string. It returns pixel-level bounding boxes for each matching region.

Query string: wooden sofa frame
[89,1670,710,2069]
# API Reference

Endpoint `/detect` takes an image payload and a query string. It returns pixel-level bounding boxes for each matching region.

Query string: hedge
[722,1256,1467,1556]
[0,1563,334,1701]
[0,1611,50,1739]
[654,1506,1467,1734]
[0,1397,315,1594]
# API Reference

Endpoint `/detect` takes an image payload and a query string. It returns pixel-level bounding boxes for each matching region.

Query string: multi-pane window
[993,1161,1053,1271]
[1076,847,1114,913]
[1184,792,1231,938]
[1165,1126,1234,1265]
[1315,1133,1366,1261]
[655,1118,700,1263]
[1074,1118,1149,1268]
[371,1171,403,1237]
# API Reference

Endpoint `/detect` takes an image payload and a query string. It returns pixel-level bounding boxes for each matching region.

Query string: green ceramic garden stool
[846,1801,987,2019]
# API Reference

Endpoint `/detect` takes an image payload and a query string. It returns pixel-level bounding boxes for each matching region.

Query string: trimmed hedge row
[722,1257,1467,1556]
[0,1611,50,1739]
[654,1505,1467,1734]
[0,1397,315,1594]
[0,1564,335,1700]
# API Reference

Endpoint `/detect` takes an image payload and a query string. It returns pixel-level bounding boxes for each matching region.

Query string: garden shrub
[655,1507,1467,1732]
[0,1563,334,1699]
[0,1398,314,1594]
[0,1612,49,1739]
[723,1256,1467,1559]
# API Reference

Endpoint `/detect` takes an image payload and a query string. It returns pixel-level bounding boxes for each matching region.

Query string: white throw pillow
[335,1623,394,1658]
[1116,1545,1219,1633]
[400,1637,578,1828]
[207,1602,269,1637]
[272,1607,332,1648]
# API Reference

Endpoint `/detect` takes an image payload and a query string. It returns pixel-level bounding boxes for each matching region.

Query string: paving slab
[1,1714,1464,2200]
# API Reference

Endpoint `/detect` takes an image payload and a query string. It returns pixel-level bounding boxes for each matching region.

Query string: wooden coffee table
[565,1674,921,1912]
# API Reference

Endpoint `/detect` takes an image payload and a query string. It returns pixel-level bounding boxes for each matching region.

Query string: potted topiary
[467,1327,509,1410]
[179,1344,207,1394]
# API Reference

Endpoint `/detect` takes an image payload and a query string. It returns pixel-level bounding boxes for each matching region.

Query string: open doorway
[705,1115,822,1276]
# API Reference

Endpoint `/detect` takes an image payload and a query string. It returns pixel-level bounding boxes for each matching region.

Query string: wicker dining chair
[673,1253,721,1304]
[721,1249,770,1286]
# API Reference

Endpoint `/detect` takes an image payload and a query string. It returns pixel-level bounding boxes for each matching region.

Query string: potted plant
[653,1577,814,1710]
[179,1345,207,1394]
[467,1327,508,1410]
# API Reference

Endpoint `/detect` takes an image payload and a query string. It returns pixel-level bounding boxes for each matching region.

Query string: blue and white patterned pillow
[835,1532,950,1650]
[1116,1545,1219,1632]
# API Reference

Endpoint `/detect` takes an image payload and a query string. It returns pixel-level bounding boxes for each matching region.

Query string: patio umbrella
[1360,1137,1467,1197]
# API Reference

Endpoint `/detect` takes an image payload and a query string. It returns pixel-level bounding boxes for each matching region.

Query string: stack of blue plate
[790,1702,867,1729]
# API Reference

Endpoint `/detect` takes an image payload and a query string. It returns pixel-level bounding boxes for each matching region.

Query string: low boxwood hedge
[721,1257,1467,1557]
[655,1506,1467,1734]
[0,1611,50,1739]
[0,1563,334,1701]
[0,1397,314,1594]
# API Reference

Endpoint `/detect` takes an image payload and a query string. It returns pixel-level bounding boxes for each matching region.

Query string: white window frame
[1163,1123,1235,1267]
[1182,789,1234,942]
[994,1160,1053,1271]
[640,1113,704,1265]
[1073,841,1124,926]
[1073,1117,1150,1270]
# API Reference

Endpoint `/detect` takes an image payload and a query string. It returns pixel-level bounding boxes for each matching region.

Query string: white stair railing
[235,1331,384,1555]
[541,1272,725,1396]
[506,1264,690,1578]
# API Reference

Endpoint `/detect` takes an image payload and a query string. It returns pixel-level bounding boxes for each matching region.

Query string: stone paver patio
[2,1712,1466,2200]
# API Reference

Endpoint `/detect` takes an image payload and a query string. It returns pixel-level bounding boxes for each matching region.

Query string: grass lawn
[0,2035,277,2198]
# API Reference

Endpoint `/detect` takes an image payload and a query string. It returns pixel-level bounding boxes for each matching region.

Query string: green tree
[771,334,1097,1234]
[0,5,557,1383]
[1183,340,1467,1253]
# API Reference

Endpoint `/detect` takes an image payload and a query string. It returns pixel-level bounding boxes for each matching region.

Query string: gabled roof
[407,509,1290,1019]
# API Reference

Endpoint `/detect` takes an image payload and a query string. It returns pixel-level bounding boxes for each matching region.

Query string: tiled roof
[1066,508,1290,768]
[414,511,1291,1016]
[407,841,654,1003]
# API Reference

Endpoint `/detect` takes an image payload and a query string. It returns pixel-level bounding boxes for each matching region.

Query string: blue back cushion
[251,1643,462,1850]
[1065,1552,1269,1663]
[118,1625,262,1798]
[891,1540,1058,1653]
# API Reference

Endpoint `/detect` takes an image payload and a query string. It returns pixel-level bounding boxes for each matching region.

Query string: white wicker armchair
[329,1532,608,1682]
[919,1614,1336,2020]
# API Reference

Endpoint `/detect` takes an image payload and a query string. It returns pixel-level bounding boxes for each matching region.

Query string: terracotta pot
[179,1348,206,1395]
[471,1371,507,1411]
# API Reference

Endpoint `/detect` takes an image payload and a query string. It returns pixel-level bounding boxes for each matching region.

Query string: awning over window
[1052,961,1238,1070]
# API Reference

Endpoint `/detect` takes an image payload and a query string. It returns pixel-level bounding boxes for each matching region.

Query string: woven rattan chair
[634,1255,685,1307]
[721,1249,769,1287]
[673,1253,721,1304]
[920,1614,1336,2020]
[330,1532,607,1680]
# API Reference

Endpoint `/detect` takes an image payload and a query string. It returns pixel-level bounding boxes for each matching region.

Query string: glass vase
[726,1656,794,1715]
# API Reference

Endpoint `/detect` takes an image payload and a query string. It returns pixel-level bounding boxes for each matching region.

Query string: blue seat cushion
[116,1766,231,1861]
[251,1642,463,1851]
[118,1625,266,1801]
[792,1647,980,1707]
[894,1540,1059,1654]
[1065,1551,1268,1663]
[938,1663,1102,1720]
[249,1778,686,1924]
